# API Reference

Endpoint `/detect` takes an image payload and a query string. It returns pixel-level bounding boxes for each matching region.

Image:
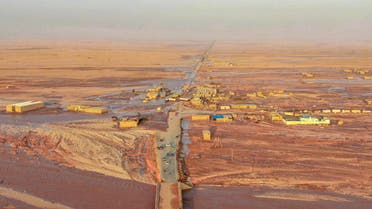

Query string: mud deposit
[0,145,155,209]
[183,186,371,209]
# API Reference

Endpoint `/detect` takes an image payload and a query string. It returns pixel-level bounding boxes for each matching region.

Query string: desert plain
[0,40,371,209]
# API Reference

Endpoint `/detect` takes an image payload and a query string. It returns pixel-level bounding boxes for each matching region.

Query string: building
[119,119,139,128]
[179,97,192,101]
[284,111,294,116]
[146,91,159,100]
[202,130,211,140]
[211,114,233,122]
[270,112,283,121]
[190,98,202,106]
[351,109,362,113]
[191,115,210,121]
[6,101,44,113]
[343,69,352,73]
[194,86,217,98]
[230,104,257,109]
[283,114,330,125]
[301,72,314,78]
[67,105,108,114]
[220,105,231,110]
[166,98,177,102]
[246,93,257,97]
[171,93,181,99]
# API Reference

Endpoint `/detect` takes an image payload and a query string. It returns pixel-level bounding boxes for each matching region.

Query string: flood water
[183,185,371,209]
[180,119,191,157]
[0,66,197,123]
[0,112,108,125]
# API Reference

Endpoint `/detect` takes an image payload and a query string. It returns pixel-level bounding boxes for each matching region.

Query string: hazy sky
[1,0,371,41]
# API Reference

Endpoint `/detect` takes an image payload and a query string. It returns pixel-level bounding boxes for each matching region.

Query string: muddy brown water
[183,185,371,209]
[0,112,109,125]
[0,145,156,209]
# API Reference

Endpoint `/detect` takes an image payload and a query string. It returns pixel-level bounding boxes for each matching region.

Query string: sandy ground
[183,41,372,208]
[187,119,372,197]
[0,40,207,209]
[0,41,207,106]
[208,41,372,69]
[0,118,160,183]
[1,41,372,208]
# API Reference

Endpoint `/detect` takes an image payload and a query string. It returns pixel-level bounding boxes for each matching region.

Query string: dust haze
[1,0,372,41]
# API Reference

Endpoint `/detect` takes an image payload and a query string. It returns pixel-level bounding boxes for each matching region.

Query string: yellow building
[6,101,44,113]
[321,109,331,113]
[341,109,351,113]
[119,120,138,128]
[230,104,257,109]
[215,117,233,122]
[146,91,159,100]
[190,98,203,106]
[180,97,192,101]
[301,72,314,78]
[246,93,257,97]
[283,115,330,125]
[220,105,231,110]
[351,109,362,113]
[171,93,181,99]
[270,112,283,121]
[331,109,341,113]
[284,111,294,116]
[67,105,108,114]
[256,92,266,98]
[202,130,211,140]
[191,115,210,121]
[343,69,352,73]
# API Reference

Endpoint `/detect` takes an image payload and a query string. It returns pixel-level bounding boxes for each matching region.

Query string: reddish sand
[182,41,372,208]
